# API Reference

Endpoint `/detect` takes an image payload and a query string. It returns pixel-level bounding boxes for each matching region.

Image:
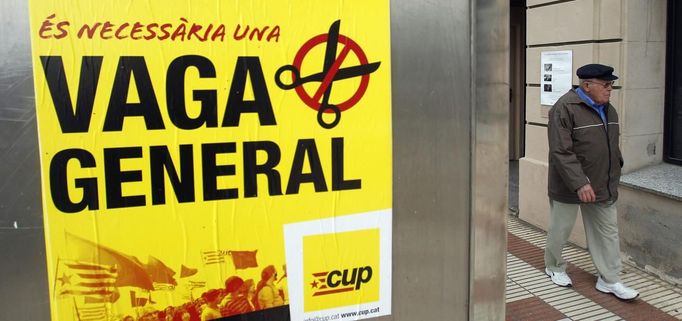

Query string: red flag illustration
[145,255,177,286]
[129,290,148,307]
[180,265,198,278]
[228,250,258,270]
[65,233,154,291]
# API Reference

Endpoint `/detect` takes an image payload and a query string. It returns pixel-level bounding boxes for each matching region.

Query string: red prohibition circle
[292,33,370,113]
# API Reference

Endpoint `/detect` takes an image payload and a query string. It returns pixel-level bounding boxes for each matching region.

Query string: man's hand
[577,184,596,203]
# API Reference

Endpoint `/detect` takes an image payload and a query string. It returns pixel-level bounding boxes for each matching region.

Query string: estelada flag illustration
[56,260,118,300]
[65,233,154,291]
[74,303,108,321]
[200,250,226,265]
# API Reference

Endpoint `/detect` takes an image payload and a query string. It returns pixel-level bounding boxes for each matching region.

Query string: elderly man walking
[544,63,639,300]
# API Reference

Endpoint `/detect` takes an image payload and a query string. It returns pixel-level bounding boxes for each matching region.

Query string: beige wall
[519,0,667,245]
[618,186,682,283]
[620,0,667,172]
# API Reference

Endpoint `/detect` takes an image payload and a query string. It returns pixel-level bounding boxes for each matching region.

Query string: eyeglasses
[586,80,615,88]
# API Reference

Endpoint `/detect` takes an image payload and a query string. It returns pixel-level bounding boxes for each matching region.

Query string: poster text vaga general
[40,55,362,213]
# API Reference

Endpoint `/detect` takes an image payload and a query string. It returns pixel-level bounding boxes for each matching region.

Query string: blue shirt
[575,87,607,125]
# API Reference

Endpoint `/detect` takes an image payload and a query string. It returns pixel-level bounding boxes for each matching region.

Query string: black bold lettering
[40,56,103,133]
[286,139,327,194]
[166,55,218,129]
[49,149,99,213]
[356,266,372,290]
[342,268,358,287]
[243,141,282,197]
[104,147,145,208]
[332,137,361,191]
[327,270,342,288]
[104,56,164,131]
[201,143,238,200]
[150,145,195,205]
[222,57,276,126]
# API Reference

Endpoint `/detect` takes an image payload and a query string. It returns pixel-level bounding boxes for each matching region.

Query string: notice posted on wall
[28,1,392,320]
[540,50,573,106]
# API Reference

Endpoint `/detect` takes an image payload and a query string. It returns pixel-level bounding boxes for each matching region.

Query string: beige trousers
[544,199,622,283]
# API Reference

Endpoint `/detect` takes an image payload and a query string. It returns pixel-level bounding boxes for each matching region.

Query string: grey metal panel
[390,0,508,320]
[390,0,473,320]
[0,0,52,320]
[471,1,509,320]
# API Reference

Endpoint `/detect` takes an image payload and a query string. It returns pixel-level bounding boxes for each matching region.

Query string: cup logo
[310,266,373,296]
[302,229,380,312]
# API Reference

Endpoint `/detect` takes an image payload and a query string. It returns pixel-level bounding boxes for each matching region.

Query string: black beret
[576,64,618,80]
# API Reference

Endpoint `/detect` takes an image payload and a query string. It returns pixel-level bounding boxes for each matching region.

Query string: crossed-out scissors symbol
[275,20,381,129]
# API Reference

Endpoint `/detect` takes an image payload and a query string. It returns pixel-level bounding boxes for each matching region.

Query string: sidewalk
[506,215,682,321]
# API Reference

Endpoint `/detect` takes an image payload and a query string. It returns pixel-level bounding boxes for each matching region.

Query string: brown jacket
[547,89,623,204]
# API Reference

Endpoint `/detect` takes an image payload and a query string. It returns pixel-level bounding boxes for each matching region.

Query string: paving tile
[555,299,598,313]
[507,215,681,321]
[569,307,611,320]
[659,300,682,312]
[649,292,682,306]
[581,313,622,321]
[506,297,567,321]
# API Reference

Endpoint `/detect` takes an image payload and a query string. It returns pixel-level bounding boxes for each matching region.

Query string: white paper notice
[541,50,573,106]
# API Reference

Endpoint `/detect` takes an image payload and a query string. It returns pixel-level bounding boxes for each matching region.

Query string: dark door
[665,0,682,164]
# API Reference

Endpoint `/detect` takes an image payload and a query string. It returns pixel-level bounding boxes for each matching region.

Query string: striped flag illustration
[56,260,118,299]
[188,281,207,289]
[201,250,225,265]
[65,232,154,291]
[74,303,107,321]
[153,282,175,291]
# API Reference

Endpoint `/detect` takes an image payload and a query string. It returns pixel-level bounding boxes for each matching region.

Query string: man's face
[584,79,614,105]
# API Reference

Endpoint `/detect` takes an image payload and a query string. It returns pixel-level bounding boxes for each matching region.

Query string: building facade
[517,0,682,284]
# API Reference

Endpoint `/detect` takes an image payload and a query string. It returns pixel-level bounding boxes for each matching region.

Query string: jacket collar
[564,88,611,108]
[564,88,585,104]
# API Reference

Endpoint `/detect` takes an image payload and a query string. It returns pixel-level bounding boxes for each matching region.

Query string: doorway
[509,0,526,213]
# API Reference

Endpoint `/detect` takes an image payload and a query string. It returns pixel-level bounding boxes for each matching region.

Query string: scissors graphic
[275,20,381,129]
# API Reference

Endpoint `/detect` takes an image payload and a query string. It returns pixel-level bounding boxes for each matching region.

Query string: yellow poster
[28,1,391,320]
